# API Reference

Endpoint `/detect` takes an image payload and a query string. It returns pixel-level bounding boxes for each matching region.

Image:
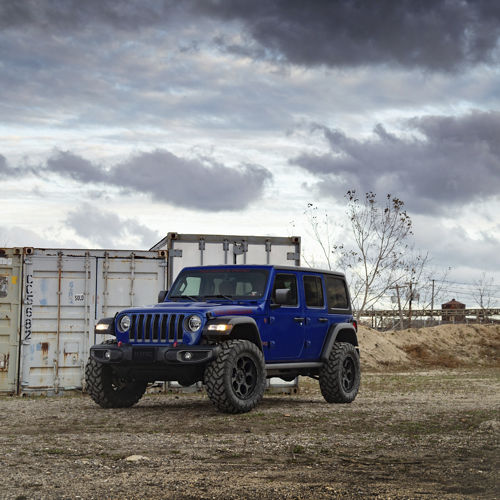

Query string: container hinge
[170,249,182,258]
[287,252,300,261]
[233,242,248,255]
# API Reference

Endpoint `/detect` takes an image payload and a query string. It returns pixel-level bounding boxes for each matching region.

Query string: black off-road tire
[204,340,266,414]
[85,340,147,408]
[319,342,360,403]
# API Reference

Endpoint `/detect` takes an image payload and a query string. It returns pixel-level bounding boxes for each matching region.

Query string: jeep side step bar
[265,362,322,370]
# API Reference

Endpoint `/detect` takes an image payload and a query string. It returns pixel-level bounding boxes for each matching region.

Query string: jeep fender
[203,316,263,351]
[321,323,358,362]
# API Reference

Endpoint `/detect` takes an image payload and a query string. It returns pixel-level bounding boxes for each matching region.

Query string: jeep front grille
[128,313,185,344]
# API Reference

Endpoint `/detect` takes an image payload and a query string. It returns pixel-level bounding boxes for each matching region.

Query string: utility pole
[408,281,413,329]
[394,284,403,331]
[430,279,435,323]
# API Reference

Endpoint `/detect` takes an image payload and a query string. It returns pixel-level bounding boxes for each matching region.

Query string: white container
[16,249,167,394]
[150,233,301,287]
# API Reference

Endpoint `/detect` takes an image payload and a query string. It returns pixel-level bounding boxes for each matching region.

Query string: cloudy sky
[1,0,499,305]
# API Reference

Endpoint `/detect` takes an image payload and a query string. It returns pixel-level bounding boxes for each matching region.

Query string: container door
[95,253,165,343]
[20,252,95,393]
[0,250,23,393]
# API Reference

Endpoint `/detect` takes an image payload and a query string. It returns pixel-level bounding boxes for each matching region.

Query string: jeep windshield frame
[168,267,270,301]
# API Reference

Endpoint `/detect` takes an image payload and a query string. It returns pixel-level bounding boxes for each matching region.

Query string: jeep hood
[124,301,263,317]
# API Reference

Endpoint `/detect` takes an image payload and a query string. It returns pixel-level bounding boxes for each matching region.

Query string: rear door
[302,274,329,360]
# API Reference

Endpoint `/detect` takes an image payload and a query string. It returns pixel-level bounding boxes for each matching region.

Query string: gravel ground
[1,367,498,499]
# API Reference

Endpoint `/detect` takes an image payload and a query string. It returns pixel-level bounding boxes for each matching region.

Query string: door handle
[318,318,328,323]
[294,317,305,322]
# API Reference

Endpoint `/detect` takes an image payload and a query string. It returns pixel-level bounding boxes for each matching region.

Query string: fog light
[104,350,111,360]
[184,352,192,361]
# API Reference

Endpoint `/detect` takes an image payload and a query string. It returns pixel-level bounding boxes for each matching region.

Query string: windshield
[169,268,269,300]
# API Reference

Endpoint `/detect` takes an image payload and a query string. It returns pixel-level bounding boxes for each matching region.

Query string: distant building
[441,298,465,322]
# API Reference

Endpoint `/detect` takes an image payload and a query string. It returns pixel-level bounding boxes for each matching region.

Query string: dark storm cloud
[199,0,500,71]
[0,0,182,31]
[108,150,272,210]
[41,149,272,211]
[291,111,500,214]
[4,1,499,72]
[46,151,107,183]
[65,203,160,248]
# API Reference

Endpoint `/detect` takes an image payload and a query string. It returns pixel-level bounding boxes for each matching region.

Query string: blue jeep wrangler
[85,265,360,413]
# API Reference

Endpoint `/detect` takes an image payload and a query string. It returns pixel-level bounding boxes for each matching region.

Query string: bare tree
[472,272,497,312]
[302,204,339,270]
[305,191,428,317]
[341,191,424,316]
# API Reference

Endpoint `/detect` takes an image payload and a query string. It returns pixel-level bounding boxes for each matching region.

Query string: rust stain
[41,342,49,356]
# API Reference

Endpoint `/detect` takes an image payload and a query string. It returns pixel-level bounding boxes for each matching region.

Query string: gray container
[9,248,167,394]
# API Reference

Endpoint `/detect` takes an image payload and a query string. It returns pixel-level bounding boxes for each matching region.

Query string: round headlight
[185,314,202,332]
[118,315,131,333]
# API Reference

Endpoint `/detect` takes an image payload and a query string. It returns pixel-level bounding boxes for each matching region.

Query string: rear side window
[272,273,298,306]
[325,276,349,310]
[303,275,325,308]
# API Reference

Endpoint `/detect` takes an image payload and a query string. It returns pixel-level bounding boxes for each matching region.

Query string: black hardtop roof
[181,264,346,278]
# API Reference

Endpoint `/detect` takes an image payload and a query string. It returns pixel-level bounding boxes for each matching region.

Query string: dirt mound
[357,324,500,370]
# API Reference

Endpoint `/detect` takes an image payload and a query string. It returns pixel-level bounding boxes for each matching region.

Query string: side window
[303,275,325,308]
[272,273,298,306]
[325,276,349,310]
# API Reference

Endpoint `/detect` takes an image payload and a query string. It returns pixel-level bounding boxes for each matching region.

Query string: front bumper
[90,344,219,366]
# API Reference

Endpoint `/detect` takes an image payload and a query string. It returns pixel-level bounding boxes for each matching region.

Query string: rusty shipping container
[0,248,167,394]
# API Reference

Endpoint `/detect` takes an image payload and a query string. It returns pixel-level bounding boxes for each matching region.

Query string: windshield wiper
[169,295,197,302]
[203,294,233,300]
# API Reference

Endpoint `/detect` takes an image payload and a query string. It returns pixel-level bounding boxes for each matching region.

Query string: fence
[358,308,500,330]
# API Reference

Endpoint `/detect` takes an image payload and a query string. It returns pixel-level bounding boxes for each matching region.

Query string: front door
[265,272,304,361]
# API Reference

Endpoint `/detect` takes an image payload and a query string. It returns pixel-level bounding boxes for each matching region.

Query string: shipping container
[2,234,301,395]
[3,248,167,394]
[150,233,301,287]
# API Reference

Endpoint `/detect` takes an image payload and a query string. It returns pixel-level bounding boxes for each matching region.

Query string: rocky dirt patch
[1,366,498,499]
[358,324,500,370]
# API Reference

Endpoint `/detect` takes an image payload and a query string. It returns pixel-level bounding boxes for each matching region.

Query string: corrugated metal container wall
[0,249,23,393]
[150,233,301,287]
[18,249,166,394]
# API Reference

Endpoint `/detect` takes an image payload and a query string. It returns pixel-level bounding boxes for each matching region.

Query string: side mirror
[272,288,290,307]
[158,290,168,303]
